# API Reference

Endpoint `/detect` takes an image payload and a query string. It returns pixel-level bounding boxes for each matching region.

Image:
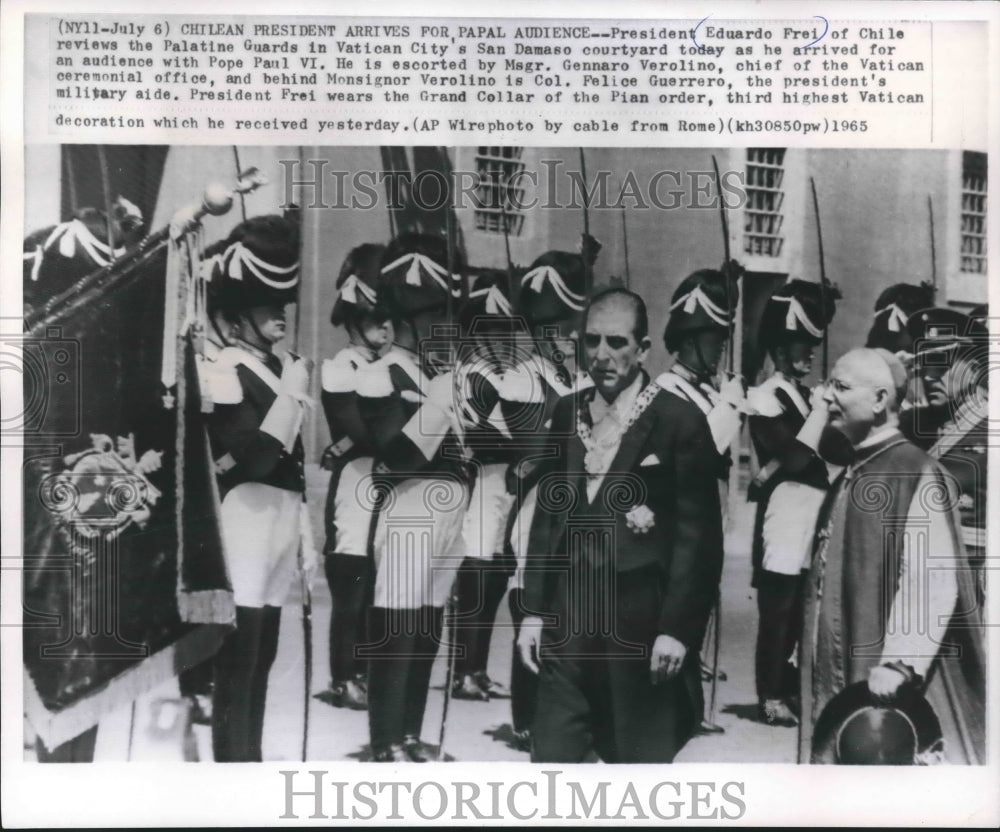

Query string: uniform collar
[234,337,274,365]
[671,360,716,390]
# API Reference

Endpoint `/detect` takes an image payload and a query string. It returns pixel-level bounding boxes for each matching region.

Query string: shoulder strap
[655,371,712,416]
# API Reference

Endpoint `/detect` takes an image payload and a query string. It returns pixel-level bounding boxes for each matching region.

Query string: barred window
[473,147,526,236]
[744,148,785,258]
[960,151,987,275]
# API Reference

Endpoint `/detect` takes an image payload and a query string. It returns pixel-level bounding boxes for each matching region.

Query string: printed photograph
[17,143,988,765]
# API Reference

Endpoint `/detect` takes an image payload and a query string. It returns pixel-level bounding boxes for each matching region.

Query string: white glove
[719,374,746,408]
[425,371,456,415]
[280,353,313,401]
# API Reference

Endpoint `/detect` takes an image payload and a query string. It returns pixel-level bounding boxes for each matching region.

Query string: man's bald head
[823,347,907,445]
[584,288,649,342]
[835,348,907,410]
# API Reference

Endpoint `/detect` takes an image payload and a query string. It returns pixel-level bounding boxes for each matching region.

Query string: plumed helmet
[663,268,740,353]
[209,214,301,313]
[519,250,589,327]
[811,681,944,765]
[906,306,989,365]
[379,232,461,319]
[329,242,388,327]
[866,282,936,353]
[759,279,841,353]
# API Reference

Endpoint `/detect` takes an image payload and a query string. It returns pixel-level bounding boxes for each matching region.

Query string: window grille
[744,148,785,258]
[473,147,526,236]
[960,151,987,275]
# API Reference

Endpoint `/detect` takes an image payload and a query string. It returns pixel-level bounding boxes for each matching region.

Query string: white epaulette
[770,376,810,419]
[498,363,543,403]
[201,350,244,405]
[746,376,785,418]
[355,355,394,399]
[321,347,364,394]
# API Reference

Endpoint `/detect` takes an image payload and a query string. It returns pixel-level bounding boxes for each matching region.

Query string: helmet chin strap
[348,318,382,359]
[679,335,720,385]
[236,310,274,352]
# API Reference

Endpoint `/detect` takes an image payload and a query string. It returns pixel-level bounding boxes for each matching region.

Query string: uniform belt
[961,525,985,549]
[328,435,355,458]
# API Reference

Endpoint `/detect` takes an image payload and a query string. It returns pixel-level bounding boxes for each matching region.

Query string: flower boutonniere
[625,504,656,535]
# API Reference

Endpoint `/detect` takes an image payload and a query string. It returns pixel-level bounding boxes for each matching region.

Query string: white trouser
[371,475,468,609]
[462,462,515,561]
[761,481,826,575]
[220,482,301,607]
[331,456,378,557]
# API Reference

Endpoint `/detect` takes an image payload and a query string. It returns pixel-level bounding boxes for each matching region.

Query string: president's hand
[650,634,687,685]
[517,616,544,674]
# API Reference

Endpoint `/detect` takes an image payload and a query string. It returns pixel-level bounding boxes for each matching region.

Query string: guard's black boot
[212,606,265,762]
[401,605,443,747]
[365,606,412,759]
[247,605,281,761]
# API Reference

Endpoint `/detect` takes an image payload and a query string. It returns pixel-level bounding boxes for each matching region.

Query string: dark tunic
[525,375,724,762]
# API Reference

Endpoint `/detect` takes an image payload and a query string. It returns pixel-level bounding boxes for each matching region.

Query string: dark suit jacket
[523,374,724,651]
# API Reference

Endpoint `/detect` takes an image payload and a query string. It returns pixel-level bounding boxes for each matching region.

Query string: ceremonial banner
[22,207,234,753]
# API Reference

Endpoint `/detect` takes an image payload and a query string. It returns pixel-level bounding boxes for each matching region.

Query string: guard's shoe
[512,729,531,753]
[695,720,726,735]
[700,661,728,682]
[372,743,409,763]
[187,694,213,726]
[474,671,511,699]
[452,674,490,701]
[402,735,430,762]
[761,699,798,727]
[341,677,368,710]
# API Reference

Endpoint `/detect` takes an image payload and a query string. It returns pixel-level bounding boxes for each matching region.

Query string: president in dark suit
[517,288,725,763]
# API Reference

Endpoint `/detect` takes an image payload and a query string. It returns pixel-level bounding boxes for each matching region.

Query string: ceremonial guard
[318,243,392,710]
[505,247,592,750]
[518,289,724,762]
[744,279,839,726]
[907,306,989,610]
[865,281,937,355]
[656,267,743,731]
[658,268,745,466]
[449,273,519,703]
[866,281,939,428]
[201,214,314,762]
[356,232,470,763]
[22,196,144,317]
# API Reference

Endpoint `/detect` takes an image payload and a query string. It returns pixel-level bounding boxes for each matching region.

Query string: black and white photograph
[16,143,989,768]
[2,1,998,826]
